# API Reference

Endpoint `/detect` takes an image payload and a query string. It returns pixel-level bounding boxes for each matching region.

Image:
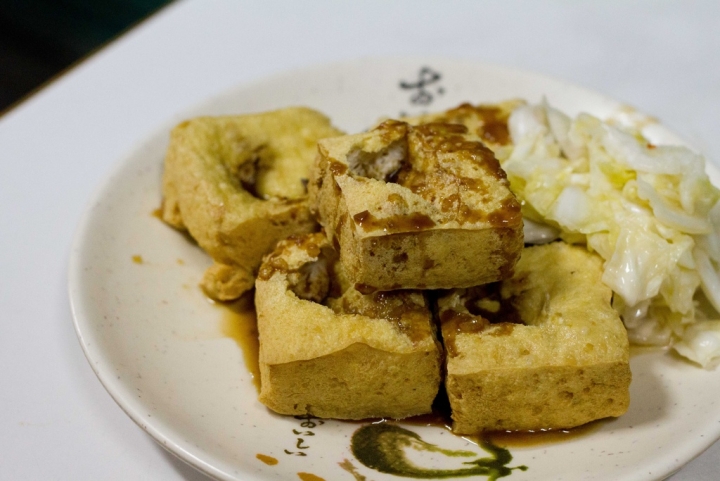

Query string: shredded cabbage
[501,101,720,367]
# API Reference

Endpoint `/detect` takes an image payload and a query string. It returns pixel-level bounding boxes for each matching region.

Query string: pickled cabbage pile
[498,101,720,367]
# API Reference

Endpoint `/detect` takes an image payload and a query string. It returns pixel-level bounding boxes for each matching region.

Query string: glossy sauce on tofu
[439,283,525,357]
[336,119,522,234]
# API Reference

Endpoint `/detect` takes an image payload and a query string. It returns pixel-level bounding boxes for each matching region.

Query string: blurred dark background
[0,0,173,112]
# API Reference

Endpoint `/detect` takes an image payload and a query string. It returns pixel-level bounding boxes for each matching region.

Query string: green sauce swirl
[351,423,527,479]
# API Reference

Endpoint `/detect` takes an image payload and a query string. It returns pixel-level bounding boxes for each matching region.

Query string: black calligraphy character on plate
[284,449,307,457]
[399,67,443,106]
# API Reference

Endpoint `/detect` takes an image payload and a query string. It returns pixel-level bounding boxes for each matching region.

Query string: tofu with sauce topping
[309,119,524,293]
[437,242,631,433]
[255,232,442,420]
[402,99,525,152]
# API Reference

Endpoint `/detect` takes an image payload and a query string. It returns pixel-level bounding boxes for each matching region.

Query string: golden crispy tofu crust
[161,107,343,300]
[160,100,633,428]
[438,242,631,433]
[309,120,523,292]
[402,99,525,152]
[255,233,442,419]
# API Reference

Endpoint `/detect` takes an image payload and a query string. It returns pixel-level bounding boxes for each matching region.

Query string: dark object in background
[0,0,172,112]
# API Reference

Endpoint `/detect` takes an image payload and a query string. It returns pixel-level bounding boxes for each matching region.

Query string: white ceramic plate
[69,58,720,481]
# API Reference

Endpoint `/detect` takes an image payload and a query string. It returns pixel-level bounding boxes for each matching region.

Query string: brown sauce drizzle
[394,121,518,227]
[354,283,377,295]
[486,197,523,227]
[464,284,524,325]
[339,291,432,344]
[440,193,460,212]
[396,169,434,200]
[331,119,520,233]
[297,473,326,481]
[216,293,260,391]
[329,160,348,176]
[438,103,513,146]
[478,154,508,182]
[285,234,322,258]
[256,453,278,465]
[257,234,326,281]
[413,121,469,139]
[257,255,289,281]
[458,175,490,194]
[375,119,409,142]
[457,205,488,225]
[478,420,604,448]
[352,210,435,233]
[473,106,512,146]
[387,193,408,207]
[439,310,489,357]
[480,122,510,146]
[440,284,525,356]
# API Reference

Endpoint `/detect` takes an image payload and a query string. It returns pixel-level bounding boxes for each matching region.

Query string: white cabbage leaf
[503,101,720,366]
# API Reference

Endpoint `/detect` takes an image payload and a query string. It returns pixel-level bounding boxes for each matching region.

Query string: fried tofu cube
[309,120,523,292]
[161,107,343,300]
[403,99,525,151]
[437,242,631,433]
[255,232,442,420]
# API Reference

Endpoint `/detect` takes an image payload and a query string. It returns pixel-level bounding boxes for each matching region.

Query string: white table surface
[1,1,719,479]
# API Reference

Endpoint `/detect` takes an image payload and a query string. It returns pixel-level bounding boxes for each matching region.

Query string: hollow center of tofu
[440,283,527,357]
[266,233,435,343]
[222,137,311,202]
[346,137,407,182]
[222,138,273,199]
[220,123,320,201]
[438,243,629,370]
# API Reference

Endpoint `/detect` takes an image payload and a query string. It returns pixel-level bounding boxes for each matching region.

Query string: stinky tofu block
[402,99,525,152]
[437,242,631,433]
[161,107,343,300]
[255,232,442,420]
[309,120,523,292]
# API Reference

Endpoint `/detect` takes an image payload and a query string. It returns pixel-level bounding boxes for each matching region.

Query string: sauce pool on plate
[216,294,260,390]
